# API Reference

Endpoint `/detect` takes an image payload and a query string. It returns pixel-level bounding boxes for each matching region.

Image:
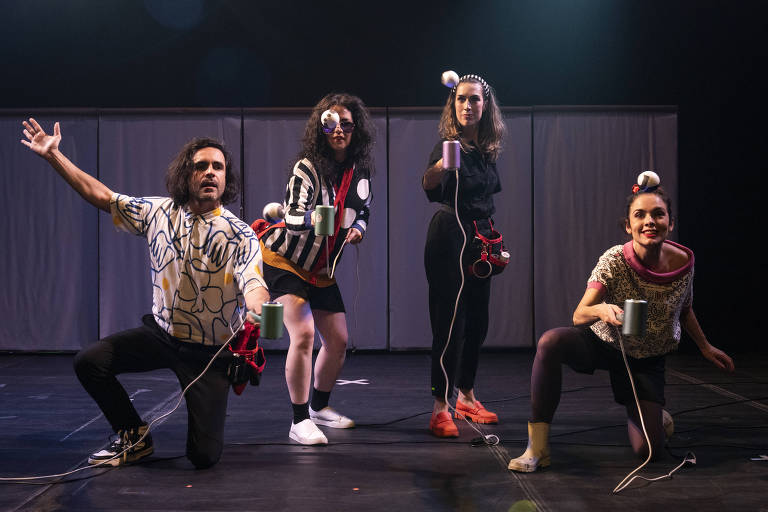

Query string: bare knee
[289,326,315,354]
[324,334,348,357]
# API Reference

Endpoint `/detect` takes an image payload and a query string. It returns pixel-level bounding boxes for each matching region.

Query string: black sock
[310,388,331,412]
[292,402,310,424]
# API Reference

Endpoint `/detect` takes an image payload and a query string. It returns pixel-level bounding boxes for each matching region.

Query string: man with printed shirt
[21,118,269,469]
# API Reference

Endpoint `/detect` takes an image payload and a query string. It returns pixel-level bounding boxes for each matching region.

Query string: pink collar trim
[622,240,694,284]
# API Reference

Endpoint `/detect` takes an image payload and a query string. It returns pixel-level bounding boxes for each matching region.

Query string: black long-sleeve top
[424,140,501,220]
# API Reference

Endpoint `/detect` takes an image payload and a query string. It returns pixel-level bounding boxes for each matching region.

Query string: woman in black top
[421,74,506,437]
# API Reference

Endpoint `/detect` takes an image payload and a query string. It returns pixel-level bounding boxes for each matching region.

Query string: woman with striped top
[261,93,374,445]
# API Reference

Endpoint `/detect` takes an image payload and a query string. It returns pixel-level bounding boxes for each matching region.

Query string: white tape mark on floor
[60,389,153,442]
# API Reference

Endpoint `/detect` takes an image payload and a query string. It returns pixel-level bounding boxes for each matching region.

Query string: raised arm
[680,308,734,371]
[21,118,113,212]
[572,287,624,327]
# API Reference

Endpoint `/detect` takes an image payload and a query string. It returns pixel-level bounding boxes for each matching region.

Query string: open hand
[701,344,735,372]
[21,118,61,158]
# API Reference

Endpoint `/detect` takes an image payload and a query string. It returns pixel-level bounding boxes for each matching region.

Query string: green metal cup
[260,301,284,339]
[314,205,335,236]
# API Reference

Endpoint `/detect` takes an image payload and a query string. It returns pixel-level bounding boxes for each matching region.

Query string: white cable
[612,330,695,493]
[329,239,348,279]
[437,168,498,447]
[611,332,653,492]
[0,313,248,482]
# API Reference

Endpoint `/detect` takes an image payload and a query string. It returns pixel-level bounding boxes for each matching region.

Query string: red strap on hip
[310,166,354,274]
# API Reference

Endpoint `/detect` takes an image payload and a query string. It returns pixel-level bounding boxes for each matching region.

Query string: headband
[441,70,491,97]
[455,74,490,97]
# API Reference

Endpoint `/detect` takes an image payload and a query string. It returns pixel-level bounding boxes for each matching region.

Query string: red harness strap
[310,166,355,276]
[251,218,284,239]
[228,322,266,395]
[250,166,354,285]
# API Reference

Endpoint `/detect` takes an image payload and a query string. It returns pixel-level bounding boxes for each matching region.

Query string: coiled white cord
[612,331,695,493]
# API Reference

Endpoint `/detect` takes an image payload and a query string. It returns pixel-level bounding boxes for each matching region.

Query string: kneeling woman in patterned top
[508,175,734,472]
[260,93,374,445]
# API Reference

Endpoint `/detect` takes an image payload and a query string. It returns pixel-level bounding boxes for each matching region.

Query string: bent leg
[281,294,316,405]
[510,327,595,472]
[530,327,595,423]
[627,400,665,460]
[175,352,230,469]
[312,310,348,392]
[73,324,169,432]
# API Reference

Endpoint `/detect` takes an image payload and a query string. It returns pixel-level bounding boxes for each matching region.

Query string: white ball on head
[637,170,660,188]
[441,70,460,89]
[263,202,285,224]
[321,109,340,132]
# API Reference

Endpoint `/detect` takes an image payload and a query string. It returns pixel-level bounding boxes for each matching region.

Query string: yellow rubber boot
[508,422,551,472]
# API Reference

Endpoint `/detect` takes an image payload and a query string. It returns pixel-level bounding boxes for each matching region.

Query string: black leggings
[425,210,491,400]
[73,315,231,469]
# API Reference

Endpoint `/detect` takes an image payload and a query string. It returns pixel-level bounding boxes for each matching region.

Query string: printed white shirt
[110,194,265,345]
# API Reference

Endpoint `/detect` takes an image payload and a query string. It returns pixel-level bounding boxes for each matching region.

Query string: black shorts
[262,262,345,313]
[569,328,666,406]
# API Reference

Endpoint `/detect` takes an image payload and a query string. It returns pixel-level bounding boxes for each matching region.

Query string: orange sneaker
[429,411,459,438]
[455,400,498,424]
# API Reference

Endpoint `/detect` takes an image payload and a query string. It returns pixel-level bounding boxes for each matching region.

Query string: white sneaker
[289,419,328,445]
[309,406,355,429]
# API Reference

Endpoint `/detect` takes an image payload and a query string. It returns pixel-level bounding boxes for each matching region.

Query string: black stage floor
[1,350,766,512]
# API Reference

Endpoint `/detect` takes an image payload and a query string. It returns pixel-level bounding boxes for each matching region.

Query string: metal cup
[442,140,460,170]
[621,299,648,336]
[314,205,335,236]
[260,301,284,339]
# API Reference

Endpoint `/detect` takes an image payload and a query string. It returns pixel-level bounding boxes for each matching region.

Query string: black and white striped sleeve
[284,159,317,232]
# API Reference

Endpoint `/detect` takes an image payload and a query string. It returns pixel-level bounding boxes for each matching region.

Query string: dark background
[2,0,765,352]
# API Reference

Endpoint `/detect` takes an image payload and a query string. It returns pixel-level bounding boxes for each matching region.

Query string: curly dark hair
[165,137,239,207]
[438,76,505,162]
[297,92,375,177]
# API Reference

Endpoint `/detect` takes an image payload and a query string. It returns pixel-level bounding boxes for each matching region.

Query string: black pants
[73,315,230,469]
[425,210,492,399]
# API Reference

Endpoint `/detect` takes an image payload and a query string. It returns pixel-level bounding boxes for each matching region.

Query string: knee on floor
[187,447,221,469]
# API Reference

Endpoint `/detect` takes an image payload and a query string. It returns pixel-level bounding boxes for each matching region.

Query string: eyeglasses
[322,120,355,134]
